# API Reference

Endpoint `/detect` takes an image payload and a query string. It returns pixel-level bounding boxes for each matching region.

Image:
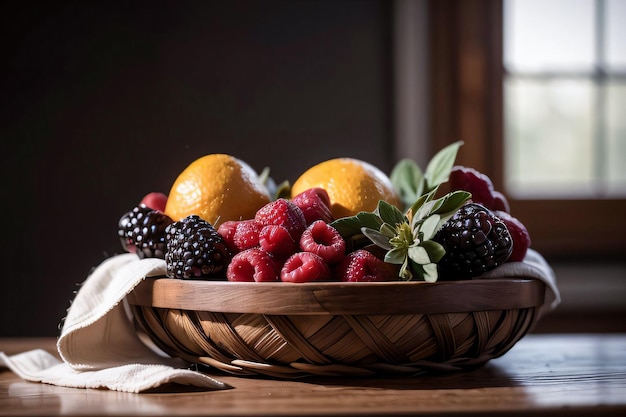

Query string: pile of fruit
[118,142,531,283]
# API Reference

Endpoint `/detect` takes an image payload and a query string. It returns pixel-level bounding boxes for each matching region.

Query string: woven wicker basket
[127,277,545,378]
[128,278,545,378]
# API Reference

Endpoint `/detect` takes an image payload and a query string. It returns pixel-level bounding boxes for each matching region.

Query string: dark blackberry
[118,205,174,259]
[434,203,513,280]
[165,215,232,279]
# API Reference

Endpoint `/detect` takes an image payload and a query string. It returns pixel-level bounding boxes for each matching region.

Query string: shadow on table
[201,360,522,391]
[310,362,521,390]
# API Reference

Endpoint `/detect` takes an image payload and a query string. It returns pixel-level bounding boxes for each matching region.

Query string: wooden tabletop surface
[1,334,625,416]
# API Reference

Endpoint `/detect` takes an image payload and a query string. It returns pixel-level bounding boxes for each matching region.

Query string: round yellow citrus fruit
[291,158,400,219]
[165,154,271,226]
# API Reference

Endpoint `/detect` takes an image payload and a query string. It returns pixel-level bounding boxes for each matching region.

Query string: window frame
[427,0,626,261]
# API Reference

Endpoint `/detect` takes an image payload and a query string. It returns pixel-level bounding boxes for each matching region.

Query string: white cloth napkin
[479,248,560,318]
[0,254,230,393]
[1,249,559,393]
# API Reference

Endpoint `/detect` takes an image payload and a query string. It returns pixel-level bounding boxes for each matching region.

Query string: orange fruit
[165,154,271,226]
[291,158,400,219]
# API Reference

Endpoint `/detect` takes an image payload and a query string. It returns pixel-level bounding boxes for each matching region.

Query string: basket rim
[127,276,546,315]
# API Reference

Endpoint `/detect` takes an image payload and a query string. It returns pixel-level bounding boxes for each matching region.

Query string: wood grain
[1,335,625,416]
[127,277,545,315]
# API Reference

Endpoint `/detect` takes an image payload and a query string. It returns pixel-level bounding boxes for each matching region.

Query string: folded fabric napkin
[1,249,559,393]
[480,248,560,318]
[0,254,230,393]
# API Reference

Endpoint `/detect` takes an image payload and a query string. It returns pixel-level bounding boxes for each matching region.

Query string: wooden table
[1,334,625,416]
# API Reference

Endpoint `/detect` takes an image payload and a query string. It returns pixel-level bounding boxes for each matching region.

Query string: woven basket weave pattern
[132,301,538,377]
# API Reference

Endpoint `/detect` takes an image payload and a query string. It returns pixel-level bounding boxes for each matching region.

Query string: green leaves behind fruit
[331,191,470,282]
[391,141,463,210]
[330,209,384,251]
[259,167,291,201]
[390,159,424,211]
[332,141,469,282]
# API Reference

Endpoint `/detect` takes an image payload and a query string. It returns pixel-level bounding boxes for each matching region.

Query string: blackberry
[434,203,513,280]
[165,215,232,279]
[118,205,174,259]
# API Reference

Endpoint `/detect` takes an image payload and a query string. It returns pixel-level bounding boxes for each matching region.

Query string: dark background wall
[1,0,394,336]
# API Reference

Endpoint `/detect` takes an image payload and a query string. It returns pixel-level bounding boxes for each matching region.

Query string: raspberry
[139,192,168,212]
[434,203,513,279]
[226,248,280,282]
[495,210,531,262]
[299,220,346,264]
[118,205,173,259]
[217,219,261,253]
[335,249,398,282]
[491,191,509,213]
[258,224,297,258]
[165,215,232,279]
[449,166,510,212]
[291,188,334,225]
[280,252,332,283]
[216,220,238,251]
[254,199,307,241]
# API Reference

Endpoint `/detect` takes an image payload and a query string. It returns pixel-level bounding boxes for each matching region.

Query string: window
[428,0,626,260]
[504,0,626,198]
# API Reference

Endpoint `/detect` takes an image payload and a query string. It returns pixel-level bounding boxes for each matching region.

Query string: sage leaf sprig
[331,191,470,282]
[391,141,463,210]
[330,141,470,282]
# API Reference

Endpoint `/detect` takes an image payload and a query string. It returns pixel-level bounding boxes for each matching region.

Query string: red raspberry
[449,166,510,213]
[299,220,346,264]
[491,191,509,213]
[335,249,398,282]
[291,188,334,225]
[226,248,280,282]
[255,199,307,241]
[280,252,332,283]
[217,221,238,249]
[259,224,297,258]
[218,219,261,253]
[495,210,531,262]
[139,192,168,212]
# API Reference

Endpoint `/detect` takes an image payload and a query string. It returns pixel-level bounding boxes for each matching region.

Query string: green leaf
[433,190,472,216]
[384,247,407,264]
[376,200,406,226]
[408,259,426,281]
[361,227,392,250]
[412,190,471,228]
[414,199,437,222]
[258,166,271,185]
[425,191,472,232]
[257,167,291,201]
[421,240,446,263]
[424,141,463,191]
[408,187,438,222]
[330,212,383,238]
[379,222,397,238]
[422,263,439,283]
[390,159,424,209]
[399,257,413,280]
[274,180,292,200]
[419,214,441,240]
[408,245,431,264]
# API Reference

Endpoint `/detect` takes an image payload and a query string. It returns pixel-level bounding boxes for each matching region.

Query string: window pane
[606,81,626,195]
[605,0,626,70]
[504,0,595,72]
[505,78,595,197]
